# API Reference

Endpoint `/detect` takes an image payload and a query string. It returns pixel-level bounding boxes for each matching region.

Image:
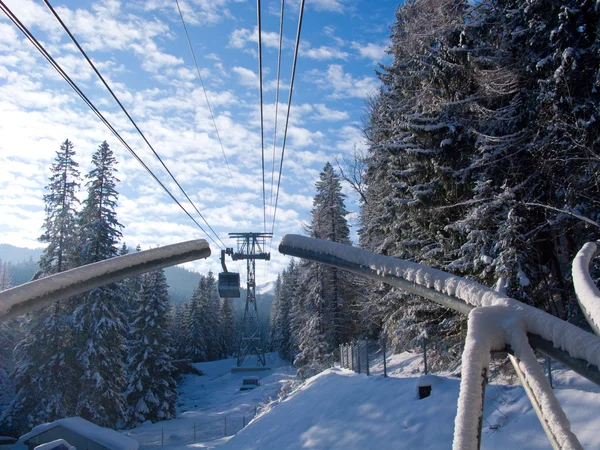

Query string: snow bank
[19,417,139,450]
[572,242,600,335]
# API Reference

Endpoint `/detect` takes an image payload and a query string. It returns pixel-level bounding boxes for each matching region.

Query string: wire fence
[124,410,258,448]
[339,339,387,377]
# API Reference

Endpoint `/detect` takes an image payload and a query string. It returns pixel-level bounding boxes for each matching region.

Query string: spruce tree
[182,278,207,362]
[295,163,357,370]
[218,298,236,358]
[73,140,127,427]
[38,138,81,276]
[126,269,177,426]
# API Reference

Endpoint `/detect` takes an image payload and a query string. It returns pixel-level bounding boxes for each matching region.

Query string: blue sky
[0,0,396,281]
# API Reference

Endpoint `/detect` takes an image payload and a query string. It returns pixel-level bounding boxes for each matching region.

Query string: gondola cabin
[218,272,240,298]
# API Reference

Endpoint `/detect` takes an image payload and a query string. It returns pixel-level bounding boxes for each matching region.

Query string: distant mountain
[0,244,43,264]
[164,265,202,304]
[257,280,276,296]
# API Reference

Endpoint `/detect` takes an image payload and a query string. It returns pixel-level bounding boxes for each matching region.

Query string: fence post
[382,338,387,378]
[351,341,355,371]
[161,428,164,447]
[546,356,553,389]
[224,416,227,436]
[243,416,246,428]
[365,340,370,376]
[194,422,196,442]
[423,338,428,375]
[357,341,361,374]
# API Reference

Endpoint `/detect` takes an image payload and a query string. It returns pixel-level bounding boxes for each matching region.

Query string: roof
[34,439,75,450]
[19,417,138,450]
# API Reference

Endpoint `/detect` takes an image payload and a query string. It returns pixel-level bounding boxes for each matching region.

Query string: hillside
[170,353,600,450]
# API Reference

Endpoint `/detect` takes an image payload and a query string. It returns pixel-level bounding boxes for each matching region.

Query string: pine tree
[203,272,221,361]
[182,278,207,362]
[295,163,358,370]
[218,298,236,358]
[126,269,177,426]
[0,261,11,291]
[38,138,81,276]
[73,140,127,427]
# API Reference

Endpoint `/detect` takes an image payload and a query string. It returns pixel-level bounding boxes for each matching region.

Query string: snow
[191,352,600,450]
[19,417,138,450]
[0,240,210,319]
[279,234,600,370]
[33,439,75,450]
[572,242,600,335]
[278,234,600,448]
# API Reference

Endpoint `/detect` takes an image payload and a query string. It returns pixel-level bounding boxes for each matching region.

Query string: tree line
[0,139,236,435]
[269,0,600,373]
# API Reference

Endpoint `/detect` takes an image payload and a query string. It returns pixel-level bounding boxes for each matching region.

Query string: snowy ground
[10,351,593,449]
[123,351,600,450]
[122,354,297,448]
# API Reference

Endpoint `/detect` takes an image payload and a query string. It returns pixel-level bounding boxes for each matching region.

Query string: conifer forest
[0,0,599,438]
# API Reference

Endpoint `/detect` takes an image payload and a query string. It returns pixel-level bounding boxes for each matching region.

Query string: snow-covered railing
[0,239,211,320]
[573,241,600,336]
[279,234,600,450]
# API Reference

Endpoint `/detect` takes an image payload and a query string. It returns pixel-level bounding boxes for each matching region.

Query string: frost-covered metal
[572,241,600,336]
[279,234,600,450]
[0,239,211,320]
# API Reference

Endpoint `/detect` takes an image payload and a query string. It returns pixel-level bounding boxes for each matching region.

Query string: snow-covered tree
[126,269,177,426]
[73,140,127,427]
[294,163,358,370]
[38,138,81,276]
[182,278,207,362]
[218,298,236,358]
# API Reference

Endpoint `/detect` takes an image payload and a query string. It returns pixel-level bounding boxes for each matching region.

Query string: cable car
[218,248,240,298]
[218,271,240,298]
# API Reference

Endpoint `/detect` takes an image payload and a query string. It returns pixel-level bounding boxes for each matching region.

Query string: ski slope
[126,352,600,450]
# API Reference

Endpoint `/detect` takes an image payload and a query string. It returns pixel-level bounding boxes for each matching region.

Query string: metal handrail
[278,234,600,450]
[0,239,211,320]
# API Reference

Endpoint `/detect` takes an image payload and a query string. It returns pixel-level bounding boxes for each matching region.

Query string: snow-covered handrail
[279,235,600,374]
[279,234,600,450]
[572,242,600,336]
[0,239,211,320]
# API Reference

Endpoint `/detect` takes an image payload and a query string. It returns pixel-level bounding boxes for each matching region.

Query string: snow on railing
[279,234,600,450]
[572,241,600,336]
[0,239,211,320]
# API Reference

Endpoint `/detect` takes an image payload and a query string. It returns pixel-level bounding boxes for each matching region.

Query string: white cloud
[306,0,345,13]
[233,66,258,87]
[308,64,379,99]
[300,44,349,61]
[311,104,349,121]
[351,41,389,63]
[228,27,287,50]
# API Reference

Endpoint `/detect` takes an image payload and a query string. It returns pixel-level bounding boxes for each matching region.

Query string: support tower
[230,232,272,367]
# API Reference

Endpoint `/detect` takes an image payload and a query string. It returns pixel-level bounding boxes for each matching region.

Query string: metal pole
[340,344,343,368]
[161,428,164,447]
[351,341,355,371]
[224,416,227,436]
[243,416,246,428]
[366,340,370,376]
[357,341,361,374]
[383,338,387,378]
[547,356,553,389]
[423,338,428,375]
[477,368,488,450]
[194,422,196,442]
